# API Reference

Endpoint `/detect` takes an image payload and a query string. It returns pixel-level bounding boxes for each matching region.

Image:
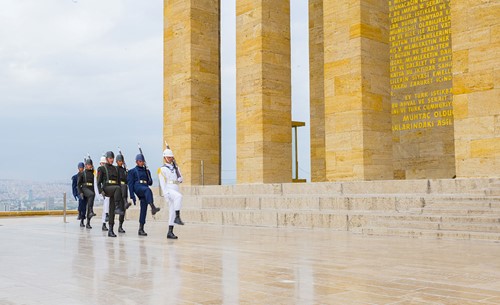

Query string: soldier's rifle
[137,143,152,182]
[118,147,127,171]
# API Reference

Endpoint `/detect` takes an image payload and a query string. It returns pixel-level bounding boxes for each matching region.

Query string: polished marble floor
[0,216,500,305]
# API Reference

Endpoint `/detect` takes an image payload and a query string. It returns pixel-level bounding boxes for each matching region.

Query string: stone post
[309,0,326,182]
[164,0,221,185]
[322,0,392,180]
[236,0,292,183]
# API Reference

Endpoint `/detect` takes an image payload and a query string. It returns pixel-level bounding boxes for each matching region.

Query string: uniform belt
[167,181,179,184]
[120,181,126,185]
[84,182,93,186]
[107,180,118,184]
[139,180,148,184]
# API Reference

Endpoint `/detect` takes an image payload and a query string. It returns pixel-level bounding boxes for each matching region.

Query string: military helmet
[105,151,115,159]
[163,149,174,157]
[135,154,145,162]
[78,162,84,168]
[116,154,124,162]
[85,158,93,165]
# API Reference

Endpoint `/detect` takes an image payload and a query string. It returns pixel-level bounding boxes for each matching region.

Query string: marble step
[485,189,500,196]
[424,201,500,209]
[181,178,500,196]
[180,209,500,228]
[424,196,500,208]
[198,195,429,211]
[360,227,500,241]
[355,212,500,224]
[409,207,500,215]
[426,195,500,202]
[365,220,500,233]
[194,195,500,212]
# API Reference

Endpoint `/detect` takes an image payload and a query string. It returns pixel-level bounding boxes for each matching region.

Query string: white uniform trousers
[165,186,182,226]
[101,197,109,223]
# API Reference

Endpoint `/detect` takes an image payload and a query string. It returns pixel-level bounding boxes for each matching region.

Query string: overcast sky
[0,0,310,184]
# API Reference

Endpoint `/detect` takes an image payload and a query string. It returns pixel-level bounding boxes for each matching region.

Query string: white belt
[167,181,179,184]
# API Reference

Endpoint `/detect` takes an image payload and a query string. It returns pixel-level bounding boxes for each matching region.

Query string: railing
[0,192,78,220]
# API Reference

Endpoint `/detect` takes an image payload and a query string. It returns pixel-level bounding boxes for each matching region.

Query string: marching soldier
[96,151,125,237]
[128,153,160,236]
[77,157,96,229]
[116,153,132,233]
[158,148,184,240]
[98,156,110,232]
[72,162,86,226]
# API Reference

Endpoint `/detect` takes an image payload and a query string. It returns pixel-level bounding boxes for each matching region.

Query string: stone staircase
[121,179,500,241]
[124,178,500,241]
[358,195,500,241]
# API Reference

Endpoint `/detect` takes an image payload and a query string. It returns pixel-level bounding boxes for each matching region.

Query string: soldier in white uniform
[158,148,184,239]
[97,156,110,231]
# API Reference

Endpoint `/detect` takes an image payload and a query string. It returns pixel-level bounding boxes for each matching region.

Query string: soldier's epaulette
[157,168,162,175]
[93,170,96,175]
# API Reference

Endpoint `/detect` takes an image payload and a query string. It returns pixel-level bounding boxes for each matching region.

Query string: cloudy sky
[0,0,310,184]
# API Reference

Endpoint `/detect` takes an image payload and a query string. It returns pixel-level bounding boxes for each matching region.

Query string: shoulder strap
[104,165,109,181]
[158,167,167,180]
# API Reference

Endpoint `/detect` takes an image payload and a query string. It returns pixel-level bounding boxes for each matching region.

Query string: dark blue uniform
[128,165,153,225]
[72,173,86,220]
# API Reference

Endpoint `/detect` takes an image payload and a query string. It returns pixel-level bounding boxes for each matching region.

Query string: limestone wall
[389,0,456,179]
[452,0,500,177]
[162,0,499,184]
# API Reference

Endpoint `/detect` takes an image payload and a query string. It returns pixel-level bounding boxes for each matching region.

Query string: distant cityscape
[0,179,103,212]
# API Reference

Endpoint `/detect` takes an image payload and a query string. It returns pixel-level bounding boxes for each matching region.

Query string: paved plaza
[0,216,500,304]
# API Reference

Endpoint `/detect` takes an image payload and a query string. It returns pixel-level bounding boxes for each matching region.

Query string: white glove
[177,177,183,183]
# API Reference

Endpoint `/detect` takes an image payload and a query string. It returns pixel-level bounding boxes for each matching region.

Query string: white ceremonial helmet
[100,156,107,164]
[163,149,174,157]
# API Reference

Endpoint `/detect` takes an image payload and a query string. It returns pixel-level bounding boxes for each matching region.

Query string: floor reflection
[1,217,500,304]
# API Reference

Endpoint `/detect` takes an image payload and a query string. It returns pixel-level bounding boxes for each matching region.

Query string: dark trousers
[119,184,128,224]
[135,185,153,225]
[82,188,95,219]
[139,199,148,225]
[103,185,122,225]
[77,197,87,219]
[135,185,154,204]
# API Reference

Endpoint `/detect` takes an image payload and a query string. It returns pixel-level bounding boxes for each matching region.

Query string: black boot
[102,223,108,231]
[108,224,117,237]
[174,210,184,225]
[138,223,147,236]
[77,214,82,220]
[80,219,85,227]
[150,203,160,216]
[85,220,92,229]
[105,213,109,222]
[167,225,178,239]
[125,201,132,210]
[89,211,96,218]
[118,223,125,233]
